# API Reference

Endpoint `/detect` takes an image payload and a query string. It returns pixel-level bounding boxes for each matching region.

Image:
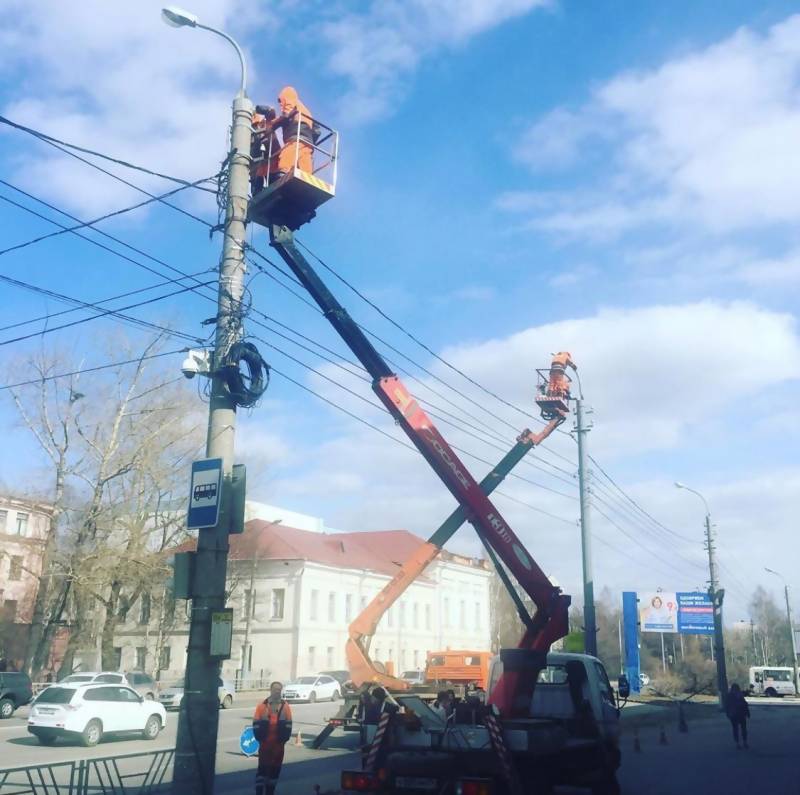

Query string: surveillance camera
[181,349,211,380]
[181,355,199,379]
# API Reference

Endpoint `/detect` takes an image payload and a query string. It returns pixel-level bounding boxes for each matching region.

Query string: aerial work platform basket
[534,366,572,420]
[248,111,338,231]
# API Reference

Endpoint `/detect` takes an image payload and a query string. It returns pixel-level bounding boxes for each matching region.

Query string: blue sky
[1,0,800,622]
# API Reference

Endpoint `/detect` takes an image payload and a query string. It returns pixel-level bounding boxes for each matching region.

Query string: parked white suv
[59,671,159,700]
[158,677,235,710]
[28,683,166,747]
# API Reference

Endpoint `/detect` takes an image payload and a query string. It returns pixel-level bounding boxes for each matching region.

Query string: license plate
[395,777,437,791]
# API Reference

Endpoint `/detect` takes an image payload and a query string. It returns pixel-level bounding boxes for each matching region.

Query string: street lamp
[675,481,729,708]
[162,7,254,795]
[161,6,248,97]
[764,567,799,695]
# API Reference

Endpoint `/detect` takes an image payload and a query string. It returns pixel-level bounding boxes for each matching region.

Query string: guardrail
[0,748,174,794]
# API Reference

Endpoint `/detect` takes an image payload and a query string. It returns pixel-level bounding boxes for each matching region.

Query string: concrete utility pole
[676,482,728,708]
[765,568,799,695]
[575,399,597,657]
[162,8,253,794]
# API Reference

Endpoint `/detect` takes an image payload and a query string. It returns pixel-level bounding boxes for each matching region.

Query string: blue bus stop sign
[240,726,259,756]
[187,458,223,529]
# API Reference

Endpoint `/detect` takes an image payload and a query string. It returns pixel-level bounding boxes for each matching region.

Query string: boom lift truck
[248,128,622,795]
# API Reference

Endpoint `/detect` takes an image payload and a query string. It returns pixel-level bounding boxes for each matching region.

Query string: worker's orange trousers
[277,140,313,174]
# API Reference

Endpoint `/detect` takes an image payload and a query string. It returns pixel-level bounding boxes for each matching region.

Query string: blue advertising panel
[622,591,641,694]
[677,591,714,635]
[187,458,223,529]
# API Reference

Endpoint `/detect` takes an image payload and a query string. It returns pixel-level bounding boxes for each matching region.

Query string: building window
[15,513,28,536]
[136,647,147,670]
[388,647,394,664]
[113,647,122,670]
[0,510,7,533]
[475,602,481,630]
[139,593,151,625]
[327,646,334,668]
[401,648,407,669]
[271,589,285,620]
[413,650,419,667]
[425,604,432,631]
[460,600,466,629]
[443,598,450,628]
[328,592,336,622]
[360,595,368,610]
[412,603,419,628]
[345,594,353,622]
[8,556,23,581]
[308,646,316,670]
[387,607,394,628]
[159,646,171,670]
[310,590,319,621]
[164,591,176,622]
[399,603,406,628]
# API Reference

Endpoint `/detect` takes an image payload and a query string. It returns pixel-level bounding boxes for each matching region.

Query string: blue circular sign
[240,727,260,756]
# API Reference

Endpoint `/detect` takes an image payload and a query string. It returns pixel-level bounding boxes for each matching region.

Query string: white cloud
[0,0,273,216]
[318,0,551,123]
[506,14,800,237]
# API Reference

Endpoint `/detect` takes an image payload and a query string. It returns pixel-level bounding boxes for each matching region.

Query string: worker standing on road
[726,683,750,749]
[253,681,293,795]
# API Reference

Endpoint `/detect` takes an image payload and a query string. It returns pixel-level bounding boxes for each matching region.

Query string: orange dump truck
[425,650,492,689]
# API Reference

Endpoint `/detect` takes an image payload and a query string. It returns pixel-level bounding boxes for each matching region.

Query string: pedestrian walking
[726,683,750,749]
[253,681,293,795]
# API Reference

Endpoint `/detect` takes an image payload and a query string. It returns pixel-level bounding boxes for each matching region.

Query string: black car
[0,671,33,718]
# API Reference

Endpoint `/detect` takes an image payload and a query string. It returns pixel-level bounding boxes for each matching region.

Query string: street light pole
[675,482,728,708]
[162,7,253,794]
[765,568,799,695]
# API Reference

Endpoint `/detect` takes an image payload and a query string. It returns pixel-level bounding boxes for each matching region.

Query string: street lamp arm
[197,23,247,97]
[674,482,710,517]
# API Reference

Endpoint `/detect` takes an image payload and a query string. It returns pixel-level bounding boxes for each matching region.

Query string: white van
[749,666,796,696]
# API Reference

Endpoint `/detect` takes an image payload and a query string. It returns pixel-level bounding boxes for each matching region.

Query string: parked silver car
[158,677,234,710]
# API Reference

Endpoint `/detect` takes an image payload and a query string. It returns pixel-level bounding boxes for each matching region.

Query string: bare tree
[8,339,203,677]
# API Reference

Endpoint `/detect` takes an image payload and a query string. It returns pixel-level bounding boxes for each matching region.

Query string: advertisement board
[676,592,714,635]
[639,592,678,633]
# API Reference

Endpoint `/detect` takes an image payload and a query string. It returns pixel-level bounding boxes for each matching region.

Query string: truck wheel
[81,719,103,747]
[765,687,777,697]
[0,698,14,719]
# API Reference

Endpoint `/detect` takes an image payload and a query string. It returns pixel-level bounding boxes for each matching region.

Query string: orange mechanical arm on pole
[346,355,575,691]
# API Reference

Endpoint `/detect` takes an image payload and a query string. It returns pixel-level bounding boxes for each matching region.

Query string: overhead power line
[0,175,216,259]
[0,348,188,392]
[0,274,211,346]
[0,114,218,193]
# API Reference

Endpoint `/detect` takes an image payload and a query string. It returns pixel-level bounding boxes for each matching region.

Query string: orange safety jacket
[253,699,293,747]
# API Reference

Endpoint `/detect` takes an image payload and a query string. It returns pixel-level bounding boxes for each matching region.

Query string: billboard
[676,592,714,635]
[639,592,678,633]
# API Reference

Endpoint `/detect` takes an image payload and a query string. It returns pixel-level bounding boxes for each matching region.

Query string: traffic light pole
[172,92,253,795]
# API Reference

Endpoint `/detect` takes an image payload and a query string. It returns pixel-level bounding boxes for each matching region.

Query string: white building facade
[113,505,492,683]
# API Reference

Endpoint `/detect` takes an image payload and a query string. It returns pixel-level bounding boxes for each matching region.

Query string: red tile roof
[229,520,431,577]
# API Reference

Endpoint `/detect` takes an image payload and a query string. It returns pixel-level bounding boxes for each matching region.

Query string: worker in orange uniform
[547,351,574,400]
[253,681,293,795]
[250,104,280,195]
[259,86,316,180]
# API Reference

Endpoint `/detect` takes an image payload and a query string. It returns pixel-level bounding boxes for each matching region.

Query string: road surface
[2,696,799,793]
